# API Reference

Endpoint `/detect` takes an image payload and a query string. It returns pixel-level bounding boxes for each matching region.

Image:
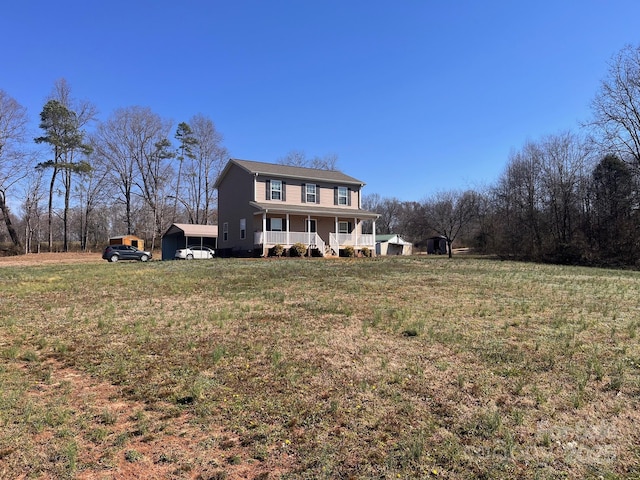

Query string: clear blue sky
[2,1,639,201]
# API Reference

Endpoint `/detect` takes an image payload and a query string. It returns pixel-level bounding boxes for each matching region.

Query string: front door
[305,219,317,233]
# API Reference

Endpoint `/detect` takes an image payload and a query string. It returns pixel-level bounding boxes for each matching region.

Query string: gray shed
[161,223,218,260]
[426,236,448,255]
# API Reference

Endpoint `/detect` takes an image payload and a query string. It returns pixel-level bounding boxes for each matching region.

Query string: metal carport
[161,223,218,260]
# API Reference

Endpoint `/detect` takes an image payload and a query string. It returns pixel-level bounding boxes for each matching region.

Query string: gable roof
[164,223,218,237]
[375,234,396,242]
[214,159,365,188]
[376,234,412,245]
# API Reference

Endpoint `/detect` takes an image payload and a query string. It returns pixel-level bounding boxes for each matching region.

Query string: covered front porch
[253,210,377,256]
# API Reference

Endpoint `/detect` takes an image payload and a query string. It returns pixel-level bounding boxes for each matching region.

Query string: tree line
[365,45,640,267]
[0,79,228,253]
[2,44,640,267]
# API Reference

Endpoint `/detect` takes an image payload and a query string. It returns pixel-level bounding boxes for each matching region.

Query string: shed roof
[376,234,412,245]
[376,234,396,242]
[214,159,365,188]
[109,234,143,240]
[163,223,218,237]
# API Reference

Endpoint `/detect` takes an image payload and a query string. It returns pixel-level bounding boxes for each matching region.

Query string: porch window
[305,183,318,203]
[269,218,283,231]
[223,222,228,241]
[338,221,352,234]
[240,218,246,240]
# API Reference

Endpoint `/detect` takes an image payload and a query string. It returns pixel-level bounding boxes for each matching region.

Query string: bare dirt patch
[14,359,292,479]
[0,252,104,267]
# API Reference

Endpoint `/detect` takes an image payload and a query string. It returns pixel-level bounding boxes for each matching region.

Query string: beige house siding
[257,177,360,210]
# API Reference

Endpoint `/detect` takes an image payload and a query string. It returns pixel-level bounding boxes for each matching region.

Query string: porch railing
[329,233,375,250]
[255,231,325,253]
[256,231,375,255]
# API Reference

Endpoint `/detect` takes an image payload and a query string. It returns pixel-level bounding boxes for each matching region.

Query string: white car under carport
[175,245,215,260]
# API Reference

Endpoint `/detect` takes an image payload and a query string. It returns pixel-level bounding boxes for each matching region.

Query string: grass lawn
[1,256,639,479]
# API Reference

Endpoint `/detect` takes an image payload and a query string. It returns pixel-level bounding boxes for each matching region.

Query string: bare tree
[398,201,429,245]
[491,142,545,258]
[183,114,228,224]
[362,193,403,234]
[50,79,98,128]
[92,106,173,244]
[91,108,138,235]
[538,132,592,248]
[422,190,479,258]
[589,44,640,172]
[0,90,30,249]
[277,150,339,170]
[590,154,638,263]
[22,169,46,253]
[75,159,110,251]
[135,136,174,249]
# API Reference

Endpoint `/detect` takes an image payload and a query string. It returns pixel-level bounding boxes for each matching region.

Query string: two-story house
[214,159,378,256]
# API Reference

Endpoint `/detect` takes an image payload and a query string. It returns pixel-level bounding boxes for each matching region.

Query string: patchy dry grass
[1,256,640,478]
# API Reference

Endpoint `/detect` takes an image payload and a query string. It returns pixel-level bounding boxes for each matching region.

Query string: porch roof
[249,201,379,219]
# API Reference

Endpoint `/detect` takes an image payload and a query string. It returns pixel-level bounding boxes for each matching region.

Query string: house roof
[249,201,379,219]
[163,223,218,237]
[214,159,365,187]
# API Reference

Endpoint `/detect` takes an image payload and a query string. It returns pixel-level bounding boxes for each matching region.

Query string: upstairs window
[335,186,350,206]
[305,183,317,203]
[269,180,283,200]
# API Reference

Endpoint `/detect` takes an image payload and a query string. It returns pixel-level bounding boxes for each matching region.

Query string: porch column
[262,213,267,256]
[372,219,377,256]
[286,213,290,246]
[307,215,311,246]
[354,217,358,247]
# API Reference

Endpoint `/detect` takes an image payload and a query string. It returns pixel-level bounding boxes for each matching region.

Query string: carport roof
[164,223,218,237]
